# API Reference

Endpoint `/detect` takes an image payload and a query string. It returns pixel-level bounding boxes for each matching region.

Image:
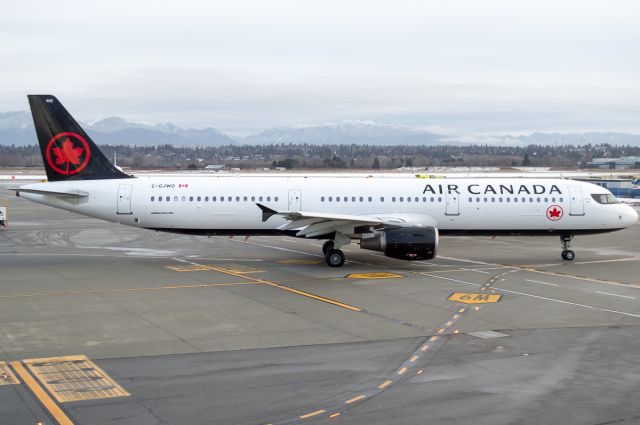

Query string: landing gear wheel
[560,235,575,261]
[322,241,334,256]
[325,249,345,267]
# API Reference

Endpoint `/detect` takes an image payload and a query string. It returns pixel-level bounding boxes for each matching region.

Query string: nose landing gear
[560,235,575,261]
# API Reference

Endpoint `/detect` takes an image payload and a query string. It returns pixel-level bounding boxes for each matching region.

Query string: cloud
[1,0,639,134]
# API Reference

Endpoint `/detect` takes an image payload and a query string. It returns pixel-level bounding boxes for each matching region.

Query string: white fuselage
[19,176,638,237]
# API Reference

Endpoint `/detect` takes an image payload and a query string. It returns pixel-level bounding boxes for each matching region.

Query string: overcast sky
[1,0,640,135]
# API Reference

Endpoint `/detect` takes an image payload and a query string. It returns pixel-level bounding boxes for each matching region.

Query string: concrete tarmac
[0,195,639,425]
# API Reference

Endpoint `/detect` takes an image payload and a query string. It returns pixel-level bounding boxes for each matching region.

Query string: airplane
[17,95,638,267]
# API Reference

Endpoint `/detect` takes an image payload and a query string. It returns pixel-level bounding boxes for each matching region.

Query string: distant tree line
[1,143,639,170]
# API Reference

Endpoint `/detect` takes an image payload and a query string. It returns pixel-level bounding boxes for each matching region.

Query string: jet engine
[359,227,438,260]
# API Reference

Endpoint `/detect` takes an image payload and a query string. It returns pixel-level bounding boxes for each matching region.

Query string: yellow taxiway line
[11,361,74,425]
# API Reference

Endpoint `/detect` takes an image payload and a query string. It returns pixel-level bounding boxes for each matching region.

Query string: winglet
[256,203,278,222]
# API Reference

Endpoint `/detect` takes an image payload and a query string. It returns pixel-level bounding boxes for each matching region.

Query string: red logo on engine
[546,205,564,221]
[45,132,91,176]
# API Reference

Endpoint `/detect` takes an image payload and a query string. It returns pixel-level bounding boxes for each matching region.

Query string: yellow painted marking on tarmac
[11,361,74,425]
[23,355,129,403]
[437,328,445,334]
[378,380,392,389]
[278,259,323,265]
[330,412,341,418]
[178,260,363,312]
[166,264,213,272]
[0,282,256,299]
[453,314,460,319]
[410,355,419,362]
[445,321,453,326]
[263,281,362,311]
[166,264,263,274]
[448,292,502,304]
[397,367,407,375]
[345,394,367,404]
[459,308,465,313]
[346,272,404,279]
[429,336,439,342]
[0,362,19,385]
[417,369,424,375]
[421,345,430,352]
[300,409,326,419]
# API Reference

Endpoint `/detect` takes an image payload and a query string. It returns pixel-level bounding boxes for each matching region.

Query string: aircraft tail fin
[27,95,132,181]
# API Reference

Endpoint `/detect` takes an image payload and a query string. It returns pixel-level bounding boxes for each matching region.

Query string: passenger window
[380,197,385,202]
[343,196,348,202]
[476,197,480,202]
[151,196,155,201]
[399,197,404,202]
[157,197,161,202]
[392,197,396,202]
[498,197,503,202]
[321,196,325,202]
[414,197,419,202]
[236,196,240,202]
[422,197,426,202]
[352,197,356,202]
[336,197,340,202]
[275,197,278,201]
[174,196,178,202]
[228,196,232,201]
[359,197,364,202]
[491,197,495,203]
[368,197,372,202]
[182,196,186,202]
[197,196,201,202]
[551,197,556,202]
[407,197,411,202]
[244,196,248,202]
[251,196,255,202]
[267,196,271,202]
[189,196,194,202]
[468,197,472,202]
[328,197,333,201]
[430,197,435,202]
[544,197,548,203]
[506,198,510,202]
[559,197,564,202]
[438,197,442,202]
[537,197,541,202]
[259,196,263,202]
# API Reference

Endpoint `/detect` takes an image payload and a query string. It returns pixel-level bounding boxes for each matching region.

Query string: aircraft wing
[256,203,436,238]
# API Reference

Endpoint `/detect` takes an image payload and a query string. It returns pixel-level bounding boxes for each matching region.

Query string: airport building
[582,156,640,169]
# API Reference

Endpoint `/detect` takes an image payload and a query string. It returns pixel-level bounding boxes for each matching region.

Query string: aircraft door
[569,185,585,216]
[117,184,133,214]
[445,190,460,216]
[288,189,301,211]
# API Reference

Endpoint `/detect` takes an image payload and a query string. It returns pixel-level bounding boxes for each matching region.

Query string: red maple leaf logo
[45,132,91,176]
[546,205,563,221]
[52,138,84,167]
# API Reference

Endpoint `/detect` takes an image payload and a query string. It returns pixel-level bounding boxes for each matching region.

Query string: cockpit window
[591,194,619,204]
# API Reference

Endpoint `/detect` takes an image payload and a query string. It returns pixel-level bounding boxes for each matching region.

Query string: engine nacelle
[360,227,438,260]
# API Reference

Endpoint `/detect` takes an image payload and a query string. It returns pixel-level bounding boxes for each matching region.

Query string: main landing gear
[560,235,575,261]
[322,235,349,267]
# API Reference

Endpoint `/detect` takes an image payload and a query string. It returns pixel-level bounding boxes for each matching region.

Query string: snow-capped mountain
[242,120,444,145]
[2,110,640,147]
[0,112,235,146]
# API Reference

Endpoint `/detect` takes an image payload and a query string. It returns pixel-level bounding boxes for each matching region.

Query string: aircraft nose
[621,205,638,227]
